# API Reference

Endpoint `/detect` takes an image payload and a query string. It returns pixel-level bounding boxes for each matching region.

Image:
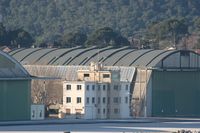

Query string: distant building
[61,62,131,119]
[0,50,31,121]
[0,46,11,53]
[9,47,200,118]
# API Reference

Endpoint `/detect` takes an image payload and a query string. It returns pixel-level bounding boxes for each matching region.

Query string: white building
[62,62,132,119]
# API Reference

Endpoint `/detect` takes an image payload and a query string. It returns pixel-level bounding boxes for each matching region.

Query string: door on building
[84,106,94,119]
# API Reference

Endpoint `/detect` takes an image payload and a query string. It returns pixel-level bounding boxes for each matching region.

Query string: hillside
[0,0,200,48]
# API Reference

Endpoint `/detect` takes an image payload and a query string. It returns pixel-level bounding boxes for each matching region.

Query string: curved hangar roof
[0,50,29,78]
[9,46,200,68]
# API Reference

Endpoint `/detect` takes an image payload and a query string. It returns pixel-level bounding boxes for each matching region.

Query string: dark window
[84,74,90,77]
[107,97,110,104]
[77,97,81,103]
[86,85,90,91]
[114,85,118,90]
[125,97,128,104]
[114,108,119,114]
[126,85,129,91]
[66,85,71,90]
[103,97,106,104]
[98,85,101,91]
[86,97,89,104]
[92,85,95,91]
[98,97,100,104]
[92,97,95,104]
[98,108,100,114]
[103,85,106,91]
[103,108,106,114]
[103,74,110,78]
[113,97,118,103]
[77,85,82,90]
[66,97,71,103]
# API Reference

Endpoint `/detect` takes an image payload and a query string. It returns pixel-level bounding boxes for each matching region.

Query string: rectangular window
[86,97,89,104]
[77,85,82,90]
[92,85,95,91]
[66,97,71,103]
[66,84,71,90]
[92,97,95,104]
[125,97,128,104]
[98,85,101,91]
[107,97,110,104]
[103,108,106,114]
[103,85,106,91]
[103,97,106,104]
[103,74,110,78]
[114,85,118,90]
[98,108,100,114]
[84,74,90,77]
[126,85,129,91]
[86,85,90,91]
[113,97,118,103]
[77,97,81,103]
[98,97,101,104]
[114,108,119,114]
[119,97,121,103]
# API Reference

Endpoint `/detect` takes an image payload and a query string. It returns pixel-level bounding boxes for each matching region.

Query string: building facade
[62,62,131,119]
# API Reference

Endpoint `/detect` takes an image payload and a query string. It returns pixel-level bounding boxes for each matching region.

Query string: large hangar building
[9,46,200,117]
[0,50,31,121]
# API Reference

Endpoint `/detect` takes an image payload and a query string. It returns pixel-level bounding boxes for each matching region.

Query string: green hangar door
[152,71,200,117]
[0,51,31,121]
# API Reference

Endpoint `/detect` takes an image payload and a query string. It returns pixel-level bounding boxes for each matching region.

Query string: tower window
[103,74,110,78]
[84,74,90,77]
[66,85,71,90]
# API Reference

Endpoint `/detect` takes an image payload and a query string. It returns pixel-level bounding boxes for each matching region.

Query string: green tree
[148,18,188,48]
[0,22,7,45]
[8,28,34,48]
[166,19,188,46]
[85,27,130,48]
[60,32,87,48]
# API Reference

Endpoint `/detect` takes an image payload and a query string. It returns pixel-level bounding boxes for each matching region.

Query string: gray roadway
[0,118,200,132]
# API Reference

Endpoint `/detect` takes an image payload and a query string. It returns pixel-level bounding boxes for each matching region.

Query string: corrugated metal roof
[21,48,57,65]
[24,65,135,82]
[12,48,41,62]
[69,47,113,65]
[104,49,135,66]
[146,50,174,67]
[10,47,198,67]
[132,50,166,66]
[0,51,30,78]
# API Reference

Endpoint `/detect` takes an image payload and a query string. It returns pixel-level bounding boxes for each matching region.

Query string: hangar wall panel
[152,71,200,117]
[0,80,31,121]
[163,53,180,68]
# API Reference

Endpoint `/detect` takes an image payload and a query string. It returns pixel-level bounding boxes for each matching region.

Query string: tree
[0,22,7,45]
[193,17,200,32]
[148,18,188,49]
[8,28,34,48]
[60,32,87,48]
[166,19,188,46]
[85,27,130,47]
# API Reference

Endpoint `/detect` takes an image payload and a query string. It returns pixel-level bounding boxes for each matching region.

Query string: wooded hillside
[0,0,200,48]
